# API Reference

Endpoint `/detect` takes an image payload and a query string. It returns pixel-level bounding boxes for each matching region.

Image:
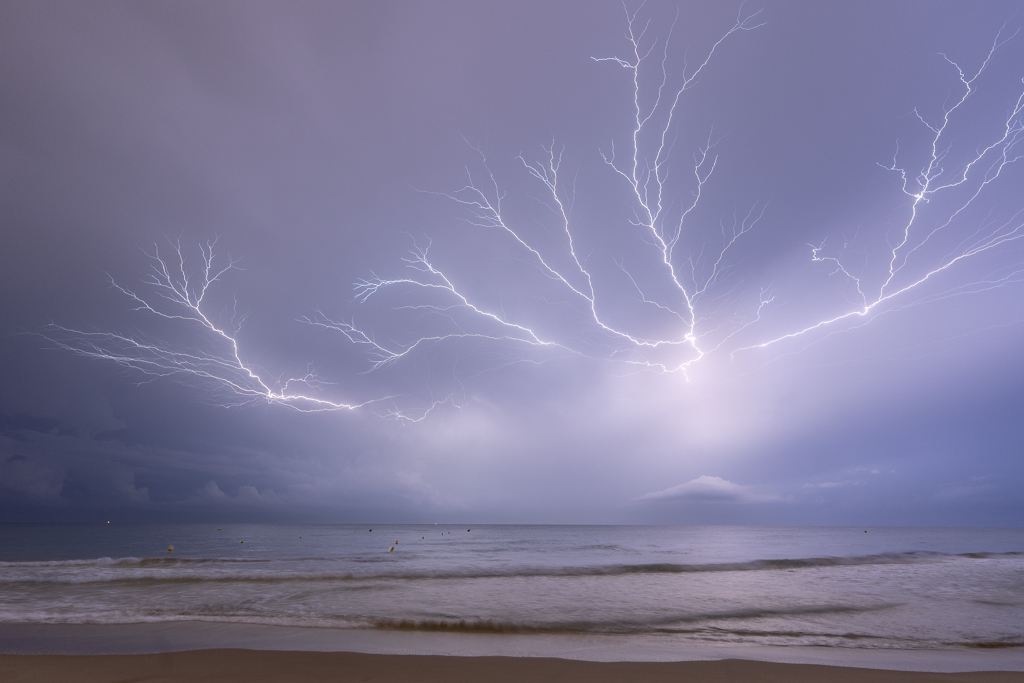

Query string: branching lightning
[43,6,1024,419]
[331,5,770,379]
[42,240,422,418]
[736,25,1024,354]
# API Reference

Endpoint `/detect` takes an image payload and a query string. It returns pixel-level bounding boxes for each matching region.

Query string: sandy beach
[2,650,1024,683]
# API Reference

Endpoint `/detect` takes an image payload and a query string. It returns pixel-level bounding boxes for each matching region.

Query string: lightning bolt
[44,7,1024,418]
[338,4,768,379]
[40,239,440,420]
[736,25,1024,354]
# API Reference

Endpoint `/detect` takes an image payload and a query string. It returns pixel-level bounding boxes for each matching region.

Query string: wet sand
[2,650,1023,683]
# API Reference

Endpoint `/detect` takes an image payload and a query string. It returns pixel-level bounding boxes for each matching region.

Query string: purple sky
[2,0,1023,525]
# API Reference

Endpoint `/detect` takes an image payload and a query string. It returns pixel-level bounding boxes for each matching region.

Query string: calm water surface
[1,524,1021,650]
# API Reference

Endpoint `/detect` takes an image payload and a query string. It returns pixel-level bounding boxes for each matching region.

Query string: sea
[1,524,1022,664]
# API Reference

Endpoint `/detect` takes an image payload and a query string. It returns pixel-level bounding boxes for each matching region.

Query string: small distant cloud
[935,482,995,501]
[802,480,863,489]
[199,480,227,501]
[235,485,279,503]
[851,467,887,475]
[636,475,784,504]
[185,480,280,505]
[112,472,149,504]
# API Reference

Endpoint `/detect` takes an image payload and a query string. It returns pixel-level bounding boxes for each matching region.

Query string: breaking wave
[368,604,895,635]
[0,550,1019,586]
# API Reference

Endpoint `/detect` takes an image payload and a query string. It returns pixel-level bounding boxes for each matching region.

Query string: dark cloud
[2,0,1024,524]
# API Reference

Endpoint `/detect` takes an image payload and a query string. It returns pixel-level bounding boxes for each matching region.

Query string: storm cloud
[2,0,1023,524]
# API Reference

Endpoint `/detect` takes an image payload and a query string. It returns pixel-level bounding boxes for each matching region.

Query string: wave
[0,603,895,635]
[368,604,895,635]
[0,556,269,568]
[1,550,1019,586]
[6,608,1008,650]
[961,640,1024,649]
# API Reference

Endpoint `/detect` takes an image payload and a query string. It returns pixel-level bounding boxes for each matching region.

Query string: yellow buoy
[168,545,173,552]
[389,547,394,552]
[240,540,244,544]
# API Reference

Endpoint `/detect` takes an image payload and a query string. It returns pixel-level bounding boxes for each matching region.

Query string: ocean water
[0,524,1022,652]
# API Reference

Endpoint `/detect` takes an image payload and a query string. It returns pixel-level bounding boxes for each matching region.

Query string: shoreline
[2,649,1024,683]
[1,622,1022,673]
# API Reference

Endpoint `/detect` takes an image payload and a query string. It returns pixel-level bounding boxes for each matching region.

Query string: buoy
[168,545,173,552]
[217,528,221,531]
[369,529,372,532]
[299,536,302,539]
[240,540,244,544]
[422,536,424,539]
[395,540,398,544]
[467,529,470,532]
[107,521,110,524]
[389,547,394,552]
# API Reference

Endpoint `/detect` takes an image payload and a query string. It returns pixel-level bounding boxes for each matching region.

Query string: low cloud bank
[636,476,785,504]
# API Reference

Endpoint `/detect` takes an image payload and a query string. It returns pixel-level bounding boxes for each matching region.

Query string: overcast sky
[2,0,1023,525]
